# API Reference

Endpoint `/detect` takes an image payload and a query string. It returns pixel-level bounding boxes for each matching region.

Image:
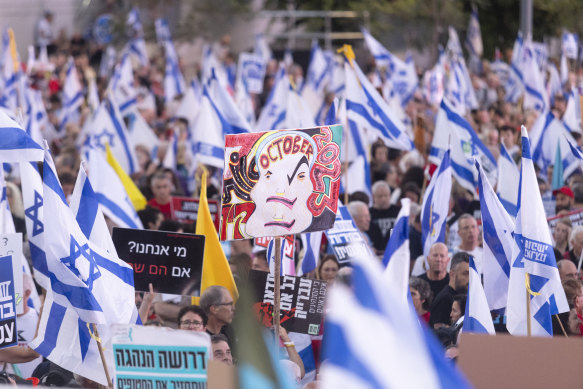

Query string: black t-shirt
[429,285,457,327]
[367,205,400,252]
[419,272,450,300]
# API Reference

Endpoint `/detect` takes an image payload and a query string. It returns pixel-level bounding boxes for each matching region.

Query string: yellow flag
[105,143,147,211]
[192,170,238,305]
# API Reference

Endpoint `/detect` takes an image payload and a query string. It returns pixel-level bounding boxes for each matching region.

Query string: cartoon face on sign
[221,125,343,240]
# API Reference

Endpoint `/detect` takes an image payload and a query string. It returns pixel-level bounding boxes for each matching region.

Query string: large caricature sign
[221,125,343,240]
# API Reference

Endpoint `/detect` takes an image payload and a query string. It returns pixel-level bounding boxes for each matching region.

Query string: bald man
[419,242,451,298]
[557,259,578,281]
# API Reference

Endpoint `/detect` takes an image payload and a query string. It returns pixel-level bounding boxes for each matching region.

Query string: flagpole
[525,273,532,336]
[273,236,282,354]
[92,324,112,388]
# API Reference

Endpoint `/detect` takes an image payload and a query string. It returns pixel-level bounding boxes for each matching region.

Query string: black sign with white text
[112,228,205,296]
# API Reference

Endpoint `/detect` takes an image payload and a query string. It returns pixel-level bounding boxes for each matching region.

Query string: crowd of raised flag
[1,5,583,388]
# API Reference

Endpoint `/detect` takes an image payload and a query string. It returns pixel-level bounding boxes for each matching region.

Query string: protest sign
[0,233,23,314]
[171,196,220,232]
[325,206,375,265]
[248,269,327,335]
[547,207,583,233]
[238,52,266,94]
[220,125,343,240]
[112,228,205,296]
[110,324,210,389]
[0,255,17,350]
[255,235,295,275]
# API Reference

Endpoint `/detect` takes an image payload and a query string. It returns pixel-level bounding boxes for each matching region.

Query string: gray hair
[200,285,228,314]
[347,201,368,218]
[372,180,390,195]
[569,225,583,248]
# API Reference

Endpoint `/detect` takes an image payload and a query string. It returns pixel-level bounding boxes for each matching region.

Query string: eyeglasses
[180,320,203,328]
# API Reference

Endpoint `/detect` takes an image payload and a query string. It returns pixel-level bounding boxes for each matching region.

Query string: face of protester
[576,287,583,314]
[212,341,233,365]
[500,130,515,149]
[352,205,371,232]
[252,256,270,272]
[410,287,425,315]
[427,243,449,276]
[458,217,479,249]
[573,231,583,257]
[179,311,205,332]
[151,177,172,204]
[555,193,573,213]
[320,259,339,282]
[212,290,235,325]
[373,146,388,164]
[452,262,470,293]
[553,222,571,246]
[372,185,391,210]
[247,135,315,237]
[559,260,578,281]
[450,300,463,325]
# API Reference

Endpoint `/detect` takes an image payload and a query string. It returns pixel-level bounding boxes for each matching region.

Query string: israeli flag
[505,34,525,104]
[520,40,548,113]
[562,31,579,60]
[464,256,495,334]
[24,87,45,145]
[59,57,84,129]
[422,63,445,108]
[0,30,18,111]
[476,159,514,311]
[444,57,478,115]
[190,70,251,169]
[465,7,483,57]
[163,39,187,103]
[382,198,410,302]
[79,97,138,174]
[36,147,136,324]
[0,108,44,162]
[126,109,159,154]
[127,7,143,36]
[161,132,178,171]
[321,256,472,389]
[237,52,266,94]
[126,37,148,67]
[109,54,137,116]
[507,126,569,337]
[175,79,202,125]
[496,144,519,218]
[447,26,463,58]
[326,53,345,96]
[563,88,582,134]
[305,40,332,96]
[87,148,143,230]
[565,134,583,170]
[421,150,452,258]
[530,110,579,182]
[360,27,394,69]
[266,237,295,276]
[546,63,562,106]
[235,73,256,128]
[87,77,100,114]
[344,59,414,151]
[155,18,171,43]
[99,45,116,79]
[298,231,323,276]
[430,99,497,194]
[254,33,272,65]
[490,56,510,85]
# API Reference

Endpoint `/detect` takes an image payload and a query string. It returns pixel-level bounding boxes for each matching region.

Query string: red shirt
[147,198,172,219]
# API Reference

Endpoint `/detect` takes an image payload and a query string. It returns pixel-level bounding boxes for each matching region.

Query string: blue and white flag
[382,198,410,302]
[545,63,562,106]
[87,77,100,114]
[447,26,463,58]
[496,144,519,218]
[430,99,497,194]
[126,38,148,67]
[0,30,19,112]
[305,40,332,96]
[564,135,583,172]
[79,97,138,174]
[190,71,251,169]
[444,57,478,115]
[563,88,582,134]
[421,150,452,258]
[127,7,143,37]
[237,52,266,94]
[109,54,137,116]
[465,7,483,58]
[360,27,394,70]
[298,231,323,276]
[126,109,160,154]
[562,31,579,60]
[422,63,445,108]
[59,58,83,129]
[234,74,256,128]
[520,40,548,113]
[505,34,525,104]
[24,87,45,145]
[99,45,116,79]
[87,148,143,229]
[0,108,43,162]
[476,159,514,311]
[266,237,295,276]
[163,39,186,103]
[288,332,317,384]
[344,59,414,151]
[464,256,495,334]
[529,110,579,182]
[507,126,569,337]
[321,255,472,389]
[254,34,272,65]
[175,79,202,125]
[36,147,136,324]
[155,18,171,43]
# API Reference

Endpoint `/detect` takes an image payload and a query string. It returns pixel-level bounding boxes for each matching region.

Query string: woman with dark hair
[318,254,339,284]
[409,277,433,324]
[177,305,208,332]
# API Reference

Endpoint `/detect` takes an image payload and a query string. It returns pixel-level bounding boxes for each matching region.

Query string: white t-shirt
[5,309,43,378]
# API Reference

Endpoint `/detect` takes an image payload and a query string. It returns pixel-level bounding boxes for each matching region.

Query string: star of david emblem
[60,235,102,290]
[268,104,279,117]
[429,211,440,237]
[24,191,44,237]
[93,128,115,151]
[512,233,525,269]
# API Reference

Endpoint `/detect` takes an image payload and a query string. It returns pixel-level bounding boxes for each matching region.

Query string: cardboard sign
[458,333,583,389]
[0,255,17,349]
[238,52,266,94]
[110,324,210,389]
[249,269,327,335]
[325,206,375,265]
[0,233,23,314]
[112,228,205,295]
[171,196,220,231]
[221,125,343,240]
